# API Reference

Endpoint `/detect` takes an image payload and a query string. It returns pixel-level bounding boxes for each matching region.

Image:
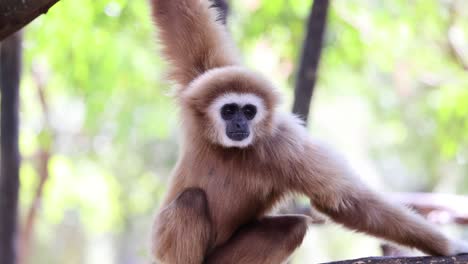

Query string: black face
[221,103,257,141]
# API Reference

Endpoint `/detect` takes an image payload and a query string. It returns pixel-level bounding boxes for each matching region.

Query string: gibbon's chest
[182,153,277,245]
[189,157,273,208]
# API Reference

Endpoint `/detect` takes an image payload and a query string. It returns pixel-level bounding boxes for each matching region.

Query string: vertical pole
[0,31,22,264]
[292,0,330,124]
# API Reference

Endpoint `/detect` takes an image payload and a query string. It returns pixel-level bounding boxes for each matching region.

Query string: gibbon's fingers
[299,140,455,256]
[151,188,212,264]
[150,0,240,87]
[205,215,308,264]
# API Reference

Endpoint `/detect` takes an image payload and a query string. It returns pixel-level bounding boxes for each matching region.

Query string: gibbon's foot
[205,215,309,264]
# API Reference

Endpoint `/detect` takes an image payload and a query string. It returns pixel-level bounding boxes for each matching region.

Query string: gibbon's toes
[451,239,468,255]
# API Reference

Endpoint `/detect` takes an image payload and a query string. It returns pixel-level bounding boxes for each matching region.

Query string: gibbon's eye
[242,104,257,120]
[221,104,239,120]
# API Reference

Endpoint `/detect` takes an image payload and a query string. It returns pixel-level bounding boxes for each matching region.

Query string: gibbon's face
[208,93,267,148]
[182,67,280,149]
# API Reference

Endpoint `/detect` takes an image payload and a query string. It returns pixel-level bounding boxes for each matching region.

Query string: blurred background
[2,0,468,263]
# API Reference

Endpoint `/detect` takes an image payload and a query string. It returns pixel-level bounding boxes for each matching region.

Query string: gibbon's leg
[298,140,468,256]
[151,188,212,264]
[205,215,309,264]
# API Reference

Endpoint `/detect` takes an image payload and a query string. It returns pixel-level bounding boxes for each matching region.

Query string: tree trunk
[291,0,329,124]
[0,31,22,264]
[0,0,61,40]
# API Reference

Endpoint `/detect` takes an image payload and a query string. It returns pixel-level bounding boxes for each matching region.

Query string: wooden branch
[446,0,468,71]
[391,193,468,225]
[292,0,329,124]
[0,31,22,264]
[18,61,53,264]
[18,151,50,264]
[0,0,61,41]
[324,254,468,264]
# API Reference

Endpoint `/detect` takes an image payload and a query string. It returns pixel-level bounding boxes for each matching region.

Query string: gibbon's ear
[151,0,240,88]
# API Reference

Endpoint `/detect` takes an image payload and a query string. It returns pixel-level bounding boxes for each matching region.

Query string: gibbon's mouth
[227,131,250,141]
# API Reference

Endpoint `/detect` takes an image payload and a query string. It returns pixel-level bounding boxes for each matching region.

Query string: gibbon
[149,0,468,263]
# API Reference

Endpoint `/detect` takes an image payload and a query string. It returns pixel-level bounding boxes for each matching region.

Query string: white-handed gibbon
[149,0,468,263]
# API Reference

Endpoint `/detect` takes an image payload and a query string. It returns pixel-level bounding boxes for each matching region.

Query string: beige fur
[150,0,468,263]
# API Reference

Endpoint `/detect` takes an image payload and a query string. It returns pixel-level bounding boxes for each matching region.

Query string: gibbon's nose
[226,119,250,141]
[232,116,248,130]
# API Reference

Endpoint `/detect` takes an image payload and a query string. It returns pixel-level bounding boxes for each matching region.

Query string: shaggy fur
[150,0,468,263]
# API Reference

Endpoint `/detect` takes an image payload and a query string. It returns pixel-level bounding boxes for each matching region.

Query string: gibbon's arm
[296,140,468,256]
[150,0,239,87]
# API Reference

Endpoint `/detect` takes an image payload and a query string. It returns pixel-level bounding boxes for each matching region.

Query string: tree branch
[18,151,49,264]
[446,0,468,71]
[18,62,53,264]
[292,0,329,124]
[391,192,468,225]
[0,0,61,41]
[0,31,22,264]
[324,254,468,264]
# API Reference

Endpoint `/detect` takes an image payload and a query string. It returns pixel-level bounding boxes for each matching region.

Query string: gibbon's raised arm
[151,0,240,88]
[296,140,468,256]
